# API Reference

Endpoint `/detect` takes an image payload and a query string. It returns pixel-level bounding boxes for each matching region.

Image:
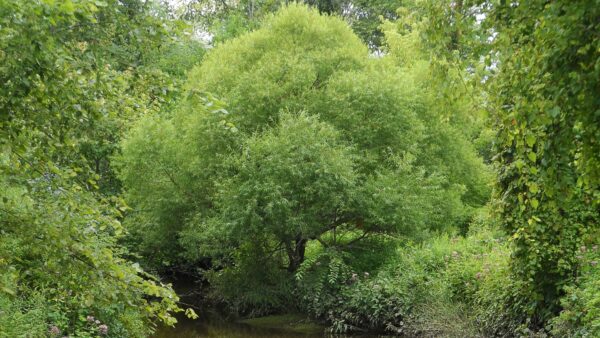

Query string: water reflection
[153,312,323,338]
[152,311,395,338]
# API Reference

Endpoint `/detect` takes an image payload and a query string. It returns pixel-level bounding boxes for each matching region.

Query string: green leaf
[526,134,536,147]
[529,182,539,194]
[530,199,539,209]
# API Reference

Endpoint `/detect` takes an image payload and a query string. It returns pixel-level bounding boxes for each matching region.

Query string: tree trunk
[286,236,307,272]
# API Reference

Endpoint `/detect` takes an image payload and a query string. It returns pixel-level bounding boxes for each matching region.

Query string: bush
[0,178,182,337]
[549,244,600,337]
[0,292,46,337]
[296,213,511,336]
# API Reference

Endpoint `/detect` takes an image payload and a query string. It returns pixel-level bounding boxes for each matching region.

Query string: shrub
[296,214,510,336]
[549,244,600,337]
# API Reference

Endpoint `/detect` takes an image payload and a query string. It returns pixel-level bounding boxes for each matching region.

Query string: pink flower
[98,324,108,335]
[86,315,95,323]
[49,326,60,336]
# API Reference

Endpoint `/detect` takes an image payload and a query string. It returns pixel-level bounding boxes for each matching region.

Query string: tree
[119,4,490,312]
[485,0,600,329]
[208,112,357,272]
[0,0,200,335]
[390,0,600,332]
[180,0,405,48]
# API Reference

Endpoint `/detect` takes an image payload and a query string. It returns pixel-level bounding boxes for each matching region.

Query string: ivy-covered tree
[486,0,600,330]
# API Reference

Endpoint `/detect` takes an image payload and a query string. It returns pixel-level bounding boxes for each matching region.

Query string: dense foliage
[488,0,600,329]
[2,1,598,337]
[180,0,405,48]
[118,5,491,316]
[0,0,202,336]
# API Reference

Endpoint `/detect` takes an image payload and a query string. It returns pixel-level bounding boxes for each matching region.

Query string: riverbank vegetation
[1,1,598,337]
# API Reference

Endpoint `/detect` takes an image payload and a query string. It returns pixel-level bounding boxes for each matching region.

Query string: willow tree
[119,4,489,311]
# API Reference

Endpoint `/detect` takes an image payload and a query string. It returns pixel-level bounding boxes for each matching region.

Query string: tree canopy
[119,6,490,299]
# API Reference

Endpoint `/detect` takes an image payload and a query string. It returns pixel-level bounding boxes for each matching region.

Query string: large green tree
[119,4,490,308]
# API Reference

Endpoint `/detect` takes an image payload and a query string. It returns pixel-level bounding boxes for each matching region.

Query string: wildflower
[452,251,459,258]
[475,272,482,280]
[580,245,587,253]
[86,316,95,323]
[49,326,60,336]
[591,261,597,267]
[350,273,358,282]
[98,324,108,335]
[364,272,370,278]
[95,320,101,325]
[593,245,598,252]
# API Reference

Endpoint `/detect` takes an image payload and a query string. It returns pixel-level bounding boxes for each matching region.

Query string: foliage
[1,0,594,336]
[0,291,47,337]
[204,242,296,316]
[395,0,600,332]
[119,6,490,315]
[549,245,600,337]
[381,1,492,155]
[0,0,201,336]
[485,0,600,328]
[0,177,182,337]
[180,0,405,48]
[296,213,509,336]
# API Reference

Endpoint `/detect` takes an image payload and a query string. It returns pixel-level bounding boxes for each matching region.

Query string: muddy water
[152,274,384,338]
[153,312,323,338]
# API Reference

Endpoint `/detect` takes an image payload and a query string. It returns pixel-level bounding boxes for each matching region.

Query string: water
[152,279,327,337]
[153,275,385,338]
[153,312,324,338]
